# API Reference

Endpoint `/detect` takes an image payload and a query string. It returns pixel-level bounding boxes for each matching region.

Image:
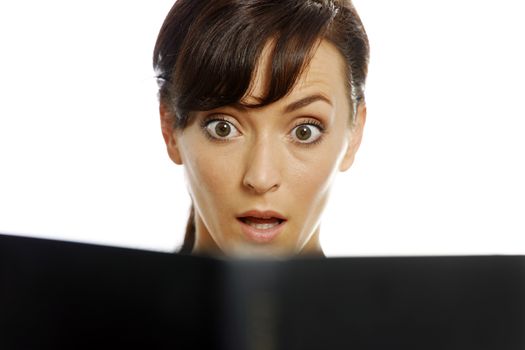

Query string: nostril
[242,154,281,193]
[243,181,280,194]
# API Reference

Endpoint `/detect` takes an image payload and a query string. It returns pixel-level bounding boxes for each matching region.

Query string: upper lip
[237,210,287,221]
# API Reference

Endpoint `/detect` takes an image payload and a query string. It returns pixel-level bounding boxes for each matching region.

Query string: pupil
[296,126,311,141]
[216,122,230,137]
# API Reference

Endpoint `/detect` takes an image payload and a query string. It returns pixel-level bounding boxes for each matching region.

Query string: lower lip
[237,218,286,243]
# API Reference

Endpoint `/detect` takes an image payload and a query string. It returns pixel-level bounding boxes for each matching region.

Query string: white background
[0,1,523,256]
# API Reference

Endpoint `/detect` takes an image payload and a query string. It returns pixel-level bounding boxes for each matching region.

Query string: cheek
[182,140,239,199]
[290,138,346,202]
[290,156,335,205]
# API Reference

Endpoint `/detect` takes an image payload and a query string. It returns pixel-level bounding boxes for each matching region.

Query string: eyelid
[292,118,325,131]
[200,115,242,141]
[289,118,326,145]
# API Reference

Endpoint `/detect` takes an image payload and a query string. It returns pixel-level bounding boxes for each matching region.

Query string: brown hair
[153,0,370,254]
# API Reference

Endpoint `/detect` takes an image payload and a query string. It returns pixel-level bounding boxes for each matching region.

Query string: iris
[296,125,312,141]
[215,121,231,137]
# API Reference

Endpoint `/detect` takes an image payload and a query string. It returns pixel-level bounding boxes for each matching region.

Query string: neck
[298,226,326,258]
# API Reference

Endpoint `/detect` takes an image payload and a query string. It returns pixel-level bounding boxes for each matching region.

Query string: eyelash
[290,119,326,147]
[200,116,234,143]
[200,116,326,146]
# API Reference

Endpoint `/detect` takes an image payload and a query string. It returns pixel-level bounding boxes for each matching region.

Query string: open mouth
[237,216,286,243]
[236,210,287,243]
[237,217,285,230]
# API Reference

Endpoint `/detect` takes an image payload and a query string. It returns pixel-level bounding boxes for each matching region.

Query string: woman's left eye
[290,123,324,144]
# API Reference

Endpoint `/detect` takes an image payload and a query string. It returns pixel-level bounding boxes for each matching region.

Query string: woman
[154,0,369,258]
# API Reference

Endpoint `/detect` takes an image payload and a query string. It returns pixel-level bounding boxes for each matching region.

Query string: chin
[226,243,295,260]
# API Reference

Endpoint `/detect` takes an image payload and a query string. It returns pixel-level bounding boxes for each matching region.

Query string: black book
[1,233,524,349]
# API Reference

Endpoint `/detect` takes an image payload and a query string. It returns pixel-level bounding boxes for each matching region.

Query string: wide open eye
[290,123,324,144]
[203,119,241,140]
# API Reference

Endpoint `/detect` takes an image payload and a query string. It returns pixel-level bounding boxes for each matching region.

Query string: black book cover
[1,233,524,349]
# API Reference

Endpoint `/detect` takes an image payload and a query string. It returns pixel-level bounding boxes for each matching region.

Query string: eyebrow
[283,94,333,113]
[229,94,333,113]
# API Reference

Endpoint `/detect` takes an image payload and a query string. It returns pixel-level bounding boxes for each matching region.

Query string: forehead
[242,39,348,105]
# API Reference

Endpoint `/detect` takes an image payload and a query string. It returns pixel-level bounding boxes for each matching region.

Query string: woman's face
[161,40,365,258]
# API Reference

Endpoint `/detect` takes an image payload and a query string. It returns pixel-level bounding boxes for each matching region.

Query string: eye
[203,118,241,140]
[290,122,324,144]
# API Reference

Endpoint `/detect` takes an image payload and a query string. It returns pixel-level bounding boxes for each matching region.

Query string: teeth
[244,220,280,230]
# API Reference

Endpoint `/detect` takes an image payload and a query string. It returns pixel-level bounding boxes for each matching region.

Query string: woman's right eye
[203,119,241,141]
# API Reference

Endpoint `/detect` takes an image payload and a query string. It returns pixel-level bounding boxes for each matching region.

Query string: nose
[242,137,281,194]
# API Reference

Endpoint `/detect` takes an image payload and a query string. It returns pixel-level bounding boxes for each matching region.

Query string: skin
[160,39,366,259]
